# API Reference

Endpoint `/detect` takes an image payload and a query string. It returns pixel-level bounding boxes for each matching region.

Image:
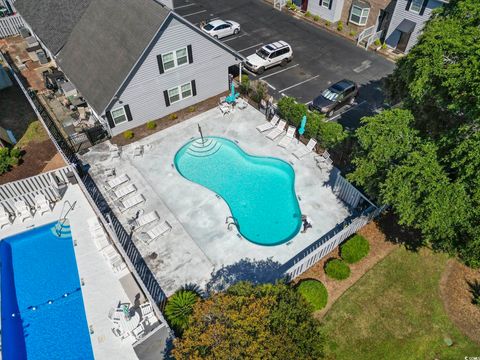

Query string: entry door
[301,0,308,12]
[396,31,411,53]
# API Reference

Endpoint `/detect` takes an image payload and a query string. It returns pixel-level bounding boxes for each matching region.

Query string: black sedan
[309,80,358,117]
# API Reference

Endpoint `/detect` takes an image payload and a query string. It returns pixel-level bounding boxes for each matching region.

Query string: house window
[161,46,189,71]
[321,0,331,8]
[111,107,127,125]
[409,0,424,14]
[349,5,370,26]
[168,82,193,104]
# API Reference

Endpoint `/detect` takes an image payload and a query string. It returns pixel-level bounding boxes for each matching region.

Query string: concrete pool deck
[80,104,351,295]
[1,184,170,360]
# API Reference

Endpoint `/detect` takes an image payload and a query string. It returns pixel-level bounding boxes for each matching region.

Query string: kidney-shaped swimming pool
[174,137,302,245]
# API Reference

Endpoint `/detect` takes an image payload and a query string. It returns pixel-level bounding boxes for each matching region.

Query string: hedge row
[277,96,347,149]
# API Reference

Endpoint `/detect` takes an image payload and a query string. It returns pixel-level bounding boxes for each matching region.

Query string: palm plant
[164,290,199,333]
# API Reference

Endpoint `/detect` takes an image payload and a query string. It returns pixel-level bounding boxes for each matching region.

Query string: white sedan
[201,20,240,39]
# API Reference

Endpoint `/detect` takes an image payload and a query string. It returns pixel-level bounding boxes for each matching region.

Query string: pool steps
[186,138,222,158]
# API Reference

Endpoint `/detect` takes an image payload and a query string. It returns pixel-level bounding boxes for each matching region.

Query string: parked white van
[244,41,293,74]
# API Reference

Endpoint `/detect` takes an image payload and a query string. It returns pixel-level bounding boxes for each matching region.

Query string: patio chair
[132,324,145,340]
[266,120,287,140]
[256,115,279,132]
[317,156,333,171]
[237,97,248,110]
[111,144,121,158]
[34,194,53,215]
[140,302,156,324]
[278,126,296,148]
[133,145,144,157]
[90,220,109,250]
[106,174,129,190]
[133,211,159,231]
[219,103,231,116]
[14,200,33,222]
[104,167,116,177]
[119,194,145,213]
[113,184,137,200]
[143,221,172,244]
[219,96,226,105]
[293,138,317,159]
[0,206,13,229]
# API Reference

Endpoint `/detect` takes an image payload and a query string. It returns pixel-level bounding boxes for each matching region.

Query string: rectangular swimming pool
[1,222,94,360]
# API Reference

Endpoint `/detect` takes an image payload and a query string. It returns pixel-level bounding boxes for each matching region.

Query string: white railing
[356,25,375,47]
[0,14,25,38]
[367,30,383,49]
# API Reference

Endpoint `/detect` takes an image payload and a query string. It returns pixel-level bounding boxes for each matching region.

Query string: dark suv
[309,80,358,117]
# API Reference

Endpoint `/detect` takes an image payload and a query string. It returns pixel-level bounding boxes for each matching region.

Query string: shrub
[381,42,387,50]
[286,0,297,11]
[277,96,307,127]
[313,15,320,22]
[374,38,382,47]
[317,120,347,149]
[349,30,357,37]
[324,259,350,280]
[123,130,134,139]
[304,11,312,18]
[325,20,331,27]
[304,111,323,138]
[249,80,268,104]
[239,74,250,95]
[146,121,156,130]
[188,106,196,113]
[468,280,480,307]
[0,147,21,175]
[297,279,328,310]
[337,21,343,31]
[164,290,199,334]
[340,234,370,263]
[169,113,178,121]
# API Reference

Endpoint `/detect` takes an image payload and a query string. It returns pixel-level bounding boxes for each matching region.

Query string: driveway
[173,0,396,129]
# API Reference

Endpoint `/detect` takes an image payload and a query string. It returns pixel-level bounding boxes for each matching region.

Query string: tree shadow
[467,279,480,306]
[180,282,205,298]
[376,211,424,251]
[206,258,285,294]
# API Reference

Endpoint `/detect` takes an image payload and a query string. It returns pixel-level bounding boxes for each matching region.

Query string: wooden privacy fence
[0,14,25,38]
[0,167,71,213]
[283,205,385,279]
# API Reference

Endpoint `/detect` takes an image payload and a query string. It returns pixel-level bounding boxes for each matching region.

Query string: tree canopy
[172,282,324,360]
[349,0,480,267]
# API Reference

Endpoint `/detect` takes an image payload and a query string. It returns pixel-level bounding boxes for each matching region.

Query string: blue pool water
[1,222,94,360]
[174,137,302,245]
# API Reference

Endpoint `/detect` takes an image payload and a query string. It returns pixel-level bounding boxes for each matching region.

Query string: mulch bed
[0,139,63,185]
[295,220,397,319]
[111,91,229,147]
[440,259,480,345]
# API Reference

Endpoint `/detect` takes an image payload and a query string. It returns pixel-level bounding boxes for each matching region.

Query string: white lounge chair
[140,302,156,324]
[133,211,159,231]
[293,138,317,159]
[113,184,136,199]
[237,97,248,110]
[256,115,279,132]
[278,126,296,148]
[111,144,121,158]
[144,221,171,244]
[119,194,145,213]
[89,219,109,250]
[132,324,145,340]
[106,174,129,190]
[34,194,53,215]
[0,206,13,229]
[14,200,33,222]
[133,145,144,157]
[266,120,287,140]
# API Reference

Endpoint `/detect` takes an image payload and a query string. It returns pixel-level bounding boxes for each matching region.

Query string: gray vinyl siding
[385,0,443,53]
[307,0,344,22]
[106,17,237,136]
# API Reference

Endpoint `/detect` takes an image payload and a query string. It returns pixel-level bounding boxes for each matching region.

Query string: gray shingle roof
[14,0,93,55]
[55,0,170,114]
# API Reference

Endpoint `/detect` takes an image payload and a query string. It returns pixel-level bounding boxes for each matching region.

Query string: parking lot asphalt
[173,0,396,129]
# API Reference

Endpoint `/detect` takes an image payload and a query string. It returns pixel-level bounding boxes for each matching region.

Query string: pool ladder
[55,200,77,237]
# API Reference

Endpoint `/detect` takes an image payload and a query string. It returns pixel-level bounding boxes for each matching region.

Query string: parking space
[173,0,395,128]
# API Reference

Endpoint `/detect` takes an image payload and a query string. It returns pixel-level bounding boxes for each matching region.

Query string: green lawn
[16,121,49,148]
[321,247,480,359]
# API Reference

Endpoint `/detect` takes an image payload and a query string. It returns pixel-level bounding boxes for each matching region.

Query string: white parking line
[259,64,299,80]
[328,100,367,121]
[238,43,263,52]
[266,82,276,91]
[223,33,248,42]
[279,75,319,93]
[175,3,196,9]
[182,9,207,17]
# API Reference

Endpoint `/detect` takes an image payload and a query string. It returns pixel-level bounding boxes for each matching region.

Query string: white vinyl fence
[0,14,25,38]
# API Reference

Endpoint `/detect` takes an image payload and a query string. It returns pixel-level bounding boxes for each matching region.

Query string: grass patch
[340,234,370,264]
[297,279,328,311]
[322,247,480,359]
[16,121,49,147]
[325,259,351,280]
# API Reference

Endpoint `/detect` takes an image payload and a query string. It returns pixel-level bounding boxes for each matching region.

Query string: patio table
[118,309,140,333]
